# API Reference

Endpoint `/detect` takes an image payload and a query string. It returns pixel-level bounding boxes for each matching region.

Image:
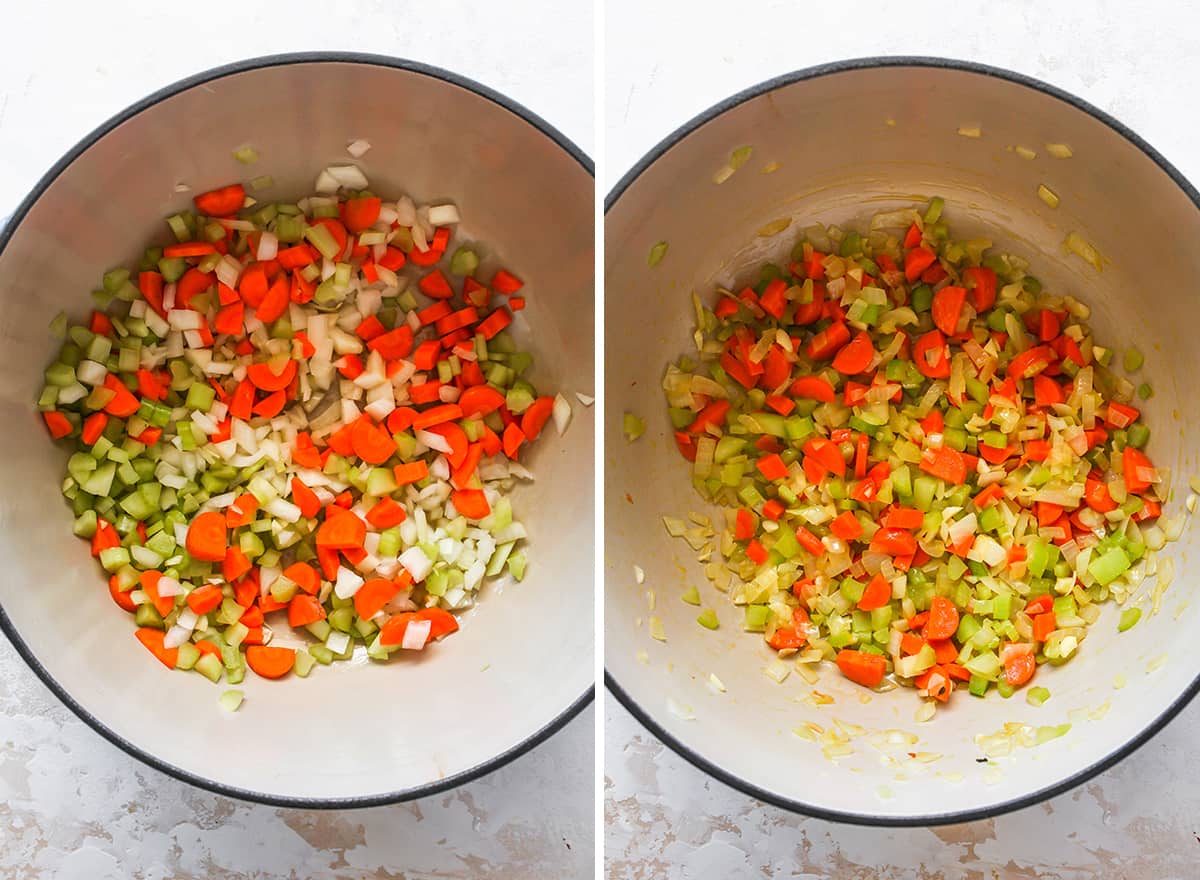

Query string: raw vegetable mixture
[662,198,1181,711]
[39,162,561,687]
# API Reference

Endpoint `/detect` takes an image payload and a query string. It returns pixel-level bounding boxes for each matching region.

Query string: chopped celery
[696,609,720,630]
[1118,607,1142,632]
[218,690,244,712]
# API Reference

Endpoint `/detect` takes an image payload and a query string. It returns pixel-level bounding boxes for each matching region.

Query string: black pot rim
[604,54,1200,827]
[0,51,594,811]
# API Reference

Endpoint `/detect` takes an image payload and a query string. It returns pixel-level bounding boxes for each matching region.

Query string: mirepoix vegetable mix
[39,162,560,686]
[662,199,1186,712]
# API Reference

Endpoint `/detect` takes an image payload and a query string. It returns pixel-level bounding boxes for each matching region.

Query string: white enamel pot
[604,57,1199,824]
[0,53,594,807]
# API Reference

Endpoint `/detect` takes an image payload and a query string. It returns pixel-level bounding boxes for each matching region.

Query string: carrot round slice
[520,396,556,443]
[931,285,967,336]
[922,596,960,641]
[287,594,327,628]
[354,578,401,620]
[135,628,178,669]
[415,607,460,641]
[831,330,875,375]
[351,417,397,465]
[186,510,228,562]
[836,649,886,688]
[283,562,321,595]
[378,611,416,646]
[315,509,366,550]
[452,488,491,520]
[245,645,296,679]
[246,359,297,391]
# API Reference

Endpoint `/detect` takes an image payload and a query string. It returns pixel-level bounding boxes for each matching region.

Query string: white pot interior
[604,62,1199,822]
[0,58,594,803]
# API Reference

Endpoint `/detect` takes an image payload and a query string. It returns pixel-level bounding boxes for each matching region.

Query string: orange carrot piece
[315,509,366,550]
[139,570,176,617]
[836,649,887,688]
[290,477,321,519]
[415,606,459,641]
[245,645,296,679]
[366,496,407,529]
[393,460,429,486]
[922,596,960,641]
[225,493,259,528]
[185,510,228,562]
[354,578,401,620]
[378,612,416,646]
[186,583,224,615]
[283,561,321,595]
[351,417,397,465]
[520,396,555,443]
[856,573,891,611]
[452,488,491,520]
[135,627,178,669]
[287,594,327,628]
[222,545,252,582]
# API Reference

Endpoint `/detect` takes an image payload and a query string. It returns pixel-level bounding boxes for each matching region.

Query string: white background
[604,1,1200,878]
[0,2,594,879]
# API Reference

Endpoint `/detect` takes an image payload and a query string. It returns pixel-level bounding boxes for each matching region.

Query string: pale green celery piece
[218,690,244,712]
[697,609,720,630]
[269,577,298,603]
[309,644,335,665]
[1118,607,1142,632]
[1035,723,1071,744]
[449,247,480,276]
[48,311,68,338]
[648,241,669,267]
[134,604,164,629]
[233,145,259,164]
[294,650,317,678]
[225,622,250,648]
[681,586,701,606]
[486,541,516,577]
[507,550,527,581]
[1026,686,1050,707]
[729,146,753,169]
[195,653,223,683]
[1123,346,1144,372]
[175,642,201,671]
[624,413,646,442]
[227,665,246,685]
[250,175,273,190]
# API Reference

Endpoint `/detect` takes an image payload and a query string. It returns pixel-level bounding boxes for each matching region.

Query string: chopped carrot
[393,460,430,486]
[290,477,321,518]
[135,627,178,669]
[185,510,228,562]
[353,578,401,620]
[922,596,960,641]
[194,183,245,217]
[245,645,295,679]
[857,573,891,611]
[226,493,259,528]
[452,488,491,520]
[222,546,253,582]
[315,509,366,550]
[366,496,407,528]
[283,562,321,595]
[520,396,555,442]
[287,594,327,628]
[836,649,886,688]
[416,607,460,641]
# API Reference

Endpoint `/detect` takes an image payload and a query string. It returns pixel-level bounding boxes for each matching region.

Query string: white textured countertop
[604,1,1200,877]
[0,2,594,878]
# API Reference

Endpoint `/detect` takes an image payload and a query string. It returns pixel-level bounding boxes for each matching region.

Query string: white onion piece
[416,428,452,454]
[156,575,184,597]
[401,618,433,650]
[163,625,192,650]
[552,393,572,435]
[265,497,302,524]
[346,139,371,158]
[325,630,350,654]
[398,546,433,582]
[427,204,460,226]
[333,566,365,599]
[76,360,108,386]
[325,165,369,190]
[256,230,278,261]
